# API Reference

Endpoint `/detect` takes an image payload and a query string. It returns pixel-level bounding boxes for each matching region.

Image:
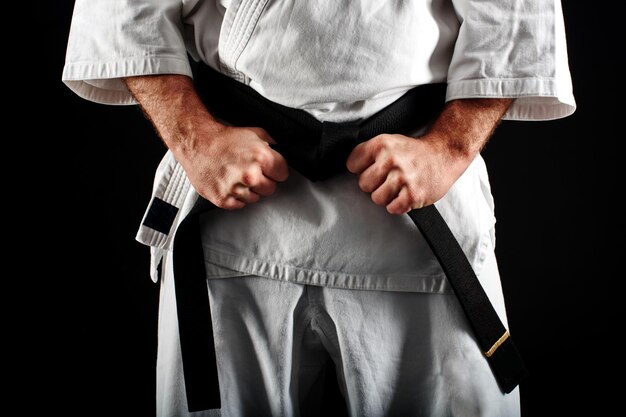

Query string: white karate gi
[63,1,575,416]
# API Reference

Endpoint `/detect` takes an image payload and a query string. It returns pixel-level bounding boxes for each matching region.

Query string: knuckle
[370,138,385,153]
[371,191,385,205]
[381,156,396,171]
[388,204,406,215]
[409,190,428,209]
[390,197,409,214]
[241,170,260,187]
[225,199,245,210]
[264,181,277,195]
[358,175,371,192]
[392,173,405,189]
[252,147,269,165]
[405,187,421,205]
[214,196,230,209]
[375,134,393,151]
[274,162,290,181]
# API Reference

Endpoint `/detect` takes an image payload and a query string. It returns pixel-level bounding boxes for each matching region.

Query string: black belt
[167,65,527,412]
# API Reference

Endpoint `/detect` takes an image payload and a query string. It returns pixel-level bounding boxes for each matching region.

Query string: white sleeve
[448,0,576,120]
[62,0,191,105]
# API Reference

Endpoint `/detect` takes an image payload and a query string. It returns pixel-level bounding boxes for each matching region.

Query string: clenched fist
[347,133,465,215]
[123,74,289,210]
[176,125,289,210]
[346,98,514,215]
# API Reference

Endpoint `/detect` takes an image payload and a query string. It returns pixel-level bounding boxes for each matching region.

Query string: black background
[31,1,621,416]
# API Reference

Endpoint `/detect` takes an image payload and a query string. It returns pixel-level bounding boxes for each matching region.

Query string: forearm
[123,74,288,209]
[123,75,223,156]
[423,98,513,167]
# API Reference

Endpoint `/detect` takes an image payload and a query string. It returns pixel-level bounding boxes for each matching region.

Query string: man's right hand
[176,124,289,210]
[124,74,289,210]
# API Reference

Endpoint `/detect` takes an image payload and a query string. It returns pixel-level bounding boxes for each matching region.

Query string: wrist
[418,97,513,177]
[420,132,477,174]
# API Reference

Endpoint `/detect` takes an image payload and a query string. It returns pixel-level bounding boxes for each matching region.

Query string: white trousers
[156,248,520,417]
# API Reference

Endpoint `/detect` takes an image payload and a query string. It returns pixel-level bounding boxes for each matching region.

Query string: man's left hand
[346,133,467,215]
[346,98,513,215]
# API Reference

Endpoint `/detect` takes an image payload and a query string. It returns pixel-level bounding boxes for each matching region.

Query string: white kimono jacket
[62,0,575,292]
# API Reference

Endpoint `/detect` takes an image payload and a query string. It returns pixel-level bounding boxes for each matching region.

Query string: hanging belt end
[484,331,528,394]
